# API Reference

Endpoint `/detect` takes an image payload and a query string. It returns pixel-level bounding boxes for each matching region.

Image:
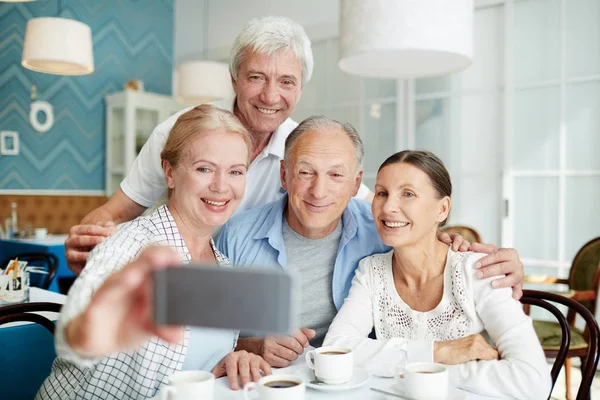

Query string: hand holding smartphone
[153,265,298,334]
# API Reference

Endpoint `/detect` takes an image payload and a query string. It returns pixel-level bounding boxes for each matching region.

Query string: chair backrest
[440,225,482,243]
[1,252,59,290]
[0,301,62,331]
[520,293,571,396]
[0,302,62,400]
[568,236,600,314]
[522,290,600,400]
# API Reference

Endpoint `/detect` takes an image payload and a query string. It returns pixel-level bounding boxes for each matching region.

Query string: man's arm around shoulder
[66,188,147,275]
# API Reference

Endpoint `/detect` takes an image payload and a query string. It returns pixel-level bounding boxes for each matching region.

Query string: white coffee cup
[243,374,305,400]
[35,228,48,240]
[159,370,215,400]
[399,362,449,400]
[305,346,353,384]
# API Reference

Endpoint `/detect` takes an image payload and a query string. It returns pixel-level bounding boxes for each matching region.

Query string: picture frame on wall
[0,131,20,156]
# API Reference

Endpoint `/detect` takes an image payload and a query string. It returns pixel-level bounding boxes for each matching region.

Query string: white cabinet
[105,91,189,196]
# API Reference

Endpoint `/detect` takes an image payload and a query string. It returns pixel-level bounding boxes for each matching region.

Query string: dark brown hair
[378,150,452,226]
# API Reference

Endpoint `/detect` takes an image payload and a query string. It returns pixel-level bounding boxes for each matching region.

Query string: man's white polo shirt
[121,107,369,216]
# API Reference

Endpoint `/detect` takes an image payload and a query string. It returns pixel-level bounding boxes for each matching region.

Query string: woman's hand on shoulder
[212,350,272,390]
[433,333,499,365]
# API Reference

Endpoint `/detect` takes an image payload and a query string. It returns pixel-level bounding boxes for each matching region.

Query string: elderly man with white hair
[64,16,378,274]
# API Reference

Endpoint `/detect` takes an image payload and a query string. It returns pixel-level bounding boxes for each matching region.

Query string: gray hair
[284,116,364,172]
[229,16,314,86]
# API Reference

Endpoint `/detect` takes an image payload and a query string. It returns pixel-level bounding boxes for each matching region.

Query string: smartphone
[153,265,298,334]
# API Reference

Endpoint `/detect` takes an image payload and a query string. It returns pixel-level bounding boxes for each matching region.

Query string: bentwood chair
[524,237,600,400]
[522,289,600,400]
[1,252,59,290]
[520,292,570,397]
[440,225,482,244]
[0,302,63,400]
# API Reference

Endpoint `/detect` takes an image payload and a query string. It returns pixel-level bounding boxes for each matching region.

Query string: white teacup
[159,370,215,400]
[243,374,305,400]
[399,362,449,400]
[305,346,353,384]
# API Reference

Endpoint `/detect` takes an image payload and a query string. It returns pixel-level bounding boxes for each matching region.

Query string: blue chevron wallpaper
[0,0,173,191]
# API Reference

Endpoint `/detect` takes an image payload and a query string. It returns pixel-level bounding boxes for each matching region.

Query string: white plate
[293,366,371,392]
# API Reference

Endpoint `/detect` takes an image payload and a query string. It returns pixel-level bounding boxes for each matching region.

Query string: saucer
[294,366,370,392]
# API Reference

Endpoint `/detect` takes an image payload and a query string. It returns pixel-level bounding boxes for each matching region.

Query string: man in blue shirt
[216,116,525,368]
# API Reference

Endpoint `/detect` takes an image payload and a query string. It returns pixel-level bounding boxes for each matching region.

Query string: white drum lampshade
[22,17,94,75]
[339,0,473,78]
[177,61,233,104]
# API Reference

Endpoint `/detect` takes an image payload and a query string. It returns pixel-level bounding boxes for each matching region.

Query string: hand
[437,231,470,252]
[212,350,272,390]
[434,334,499,365]
[65,222,117,275]
[471,243,524,300]
[65,246,183,358]
[260,328,316,367]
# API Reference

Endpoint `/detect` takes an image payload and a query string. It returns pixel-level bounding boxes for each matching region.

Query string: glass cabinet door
[108,107,125,195]
[135,109,159,155]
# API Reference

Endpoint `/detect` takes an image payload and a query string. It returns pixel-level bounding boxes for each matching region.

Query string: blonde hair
[160,105,253,196]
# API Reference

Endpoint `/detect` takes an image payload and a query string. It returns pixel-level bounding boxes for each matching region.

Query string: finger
[291,329,314,348]
[459,240,471,252]
[451,239,462,251]
[300,328,316,341]
[470,242,498,255]
[512,284,523,301]
[250,357,262,382]
[260,358,272,376]
[152,326,184,344]
[266,352,292,368]
[68,263,84,275]
[65,250,89,263]
[69,224,115,238]
[473,249,505,270]
[97,221,116,229]
[66,235,106,249]
[226,356,240,390]
[138,246,182,272]
[238,354,251,390]
[475,261,514,280]
[275,335,304,355]
[437,231,452,245]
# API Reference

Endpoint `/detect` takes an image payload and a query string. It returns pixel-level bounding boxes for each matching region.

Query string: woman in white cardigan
[324,150,551,400]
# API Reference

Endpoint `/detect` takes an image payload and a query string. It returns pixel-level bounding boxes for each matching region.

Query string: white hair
[229,16,314,86]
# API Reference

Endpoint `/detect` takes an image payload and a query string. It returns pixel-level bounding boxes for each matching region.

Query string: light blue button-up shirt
[215,196,391,309]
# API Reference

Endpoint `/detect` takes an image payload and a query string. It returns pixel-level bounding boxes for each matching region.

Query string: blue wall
[0,0,173,191]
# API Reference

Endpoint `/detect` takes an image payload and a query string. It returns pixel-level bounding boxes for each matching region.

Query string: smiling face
[372,162,450,248]
[232,49,303,137]
[281,127,362,239]
[164,128,249,230]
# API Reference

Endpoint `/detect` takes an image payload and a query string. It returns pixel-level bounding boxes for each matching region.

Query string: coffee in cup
[399,362,449,400]
[305,346,353,384]
[159,370,214,400]
[243,375,305,400]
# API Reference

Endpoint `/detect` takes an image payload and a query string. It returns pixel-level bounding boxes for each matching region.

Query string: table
[0,288,66,400]
[0,234,74,293]
[212,351,493,400]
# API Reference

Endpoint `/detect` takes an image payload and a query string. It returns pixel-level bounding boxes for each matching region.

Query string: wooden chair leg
[565,357,572,400]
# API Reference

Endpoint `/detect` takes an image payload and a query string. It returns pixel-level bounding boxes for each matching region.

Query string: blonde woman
[37,105,270,400]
